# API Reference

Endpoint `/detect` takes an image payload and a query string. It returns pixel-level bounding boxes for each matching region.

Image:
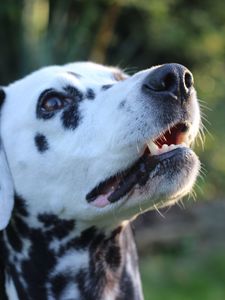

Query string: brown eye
[41,93,73,112]
[37,89,74,120]
[41,96,64,112]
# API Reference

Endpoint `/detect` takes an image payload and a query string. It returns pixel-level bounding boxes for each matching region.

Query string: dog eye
[41,94,72,112]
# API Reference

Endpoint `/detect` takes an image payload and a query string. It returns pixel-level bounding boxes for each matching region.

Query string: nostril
[144,72,177,92]
[184,72,193,89]
[163,73,177,91]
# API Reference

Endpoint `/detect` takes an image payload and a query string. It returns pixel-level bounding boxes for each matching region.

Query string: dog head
[0,62,200,229]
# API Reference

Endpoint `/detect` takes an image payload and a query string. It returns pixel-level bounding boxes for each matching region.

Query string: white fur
[59,283,80,300]
[0,62,200,228]
[52,250,88,275]
[5,276,20,300]
[0,144,14,229]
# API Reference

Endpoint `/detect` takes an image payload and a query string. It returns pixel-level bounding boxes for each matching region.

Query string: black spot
[67,71,82,79]
[89,230,106,251]
[6,223,22,252]
[64,85,83,102]
[0,268,7,300]
[6,264,29,300]
[105,244,121,270]
[76,270,89,298]
[75,228,124,300]
[86,88,95,100]
[48,220,75,240]
[111,226,123,237]
[0,88,6,109]
[61,104,80,130]
[116,267,135,300]
[0,273,7,300]
[0,233,8,300]
[38,214,75,239]
[38,214,60,228]
[51,273,69,299]
[76,267,106,300]
[14,216,30,237]
[34,133,49,153]
[21,229,56,300]
[59,226,97,255]
[14,195,29,217]
[78,227,98,247]
[102,84,113,91]
[59,86,84,130]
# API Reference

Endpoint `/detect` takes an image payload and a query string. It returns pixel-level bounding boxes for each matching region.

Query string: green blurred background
[0,0,225,299]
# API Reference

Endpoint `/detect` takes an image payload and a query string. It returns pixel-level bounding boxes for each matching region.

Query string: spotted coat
[0,62,200,299]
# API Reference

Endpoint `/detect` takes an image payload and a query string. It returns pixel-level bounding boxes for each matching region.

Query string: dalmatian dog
[0,62,200,300]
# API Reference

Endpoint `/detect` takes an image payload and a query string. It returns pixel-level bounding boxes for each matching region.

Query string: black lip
[108,147,187,203]
[86,147,188,204]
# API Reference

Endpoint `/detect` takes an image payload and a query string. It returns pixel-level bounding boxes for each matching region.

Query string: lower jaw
[88,147,192,208]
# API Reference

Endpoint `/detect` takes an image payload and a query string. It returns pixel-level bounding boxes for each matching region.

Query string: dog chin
[85,148,200,226]
[125,151,199,212]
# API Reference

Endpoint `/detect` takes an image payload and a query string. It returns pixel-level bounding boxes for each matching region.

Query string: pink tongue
[90,193,111,208]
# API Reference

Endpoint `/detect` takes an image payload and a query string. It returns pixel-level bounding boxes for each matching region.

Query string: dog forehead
[65,61,123,82]
[6,62,122,98]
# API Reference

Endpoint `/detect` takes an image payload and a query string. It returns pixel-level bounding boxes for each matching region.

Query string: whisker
[177,198,186,209]
[201,115,211,126]
[198,99,212,111]
[195,182,204,194]
[199,103,212,111]
[190,190,197,201]
[153,204,166,218]
[196,129,205,150]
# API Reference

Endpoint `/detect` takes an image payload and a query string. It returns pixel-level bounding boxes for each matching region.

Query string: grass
[140,249,225,300]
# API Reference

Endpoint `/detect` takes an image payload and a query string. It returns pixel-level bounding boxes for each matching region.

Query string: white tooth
[162,144,168,149]
[161,144,169,153]
[147,140,159,155]
[169,144,175,150]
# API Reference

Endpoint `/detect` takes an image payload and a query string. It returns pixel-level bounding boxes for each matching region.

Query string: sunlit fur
[0,62,200,228]
[0,62,201,300]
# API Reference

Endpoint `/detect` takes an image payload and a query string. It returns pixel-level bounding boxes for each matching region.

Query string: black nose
[142,63,194,104]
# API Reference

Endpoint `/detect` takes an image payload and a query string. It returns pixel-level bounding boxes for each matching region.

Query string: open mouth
[86,122,191,208]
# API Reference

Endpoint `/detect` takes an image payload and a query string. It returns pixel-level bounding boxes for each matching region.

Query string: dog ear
[0,88,14,230]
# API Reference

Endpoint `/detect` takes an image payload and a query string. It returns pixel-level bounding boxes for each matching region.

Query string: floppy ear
[0,88,14,230]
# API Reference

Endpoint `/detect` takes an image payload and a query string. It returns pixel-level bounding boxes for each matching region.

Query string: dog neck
[1,196,144,300]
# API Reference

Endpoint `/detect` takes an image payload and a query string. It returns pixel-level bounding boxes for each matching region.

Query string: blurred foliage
[0,0,224,200]
[140,250,225,300]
